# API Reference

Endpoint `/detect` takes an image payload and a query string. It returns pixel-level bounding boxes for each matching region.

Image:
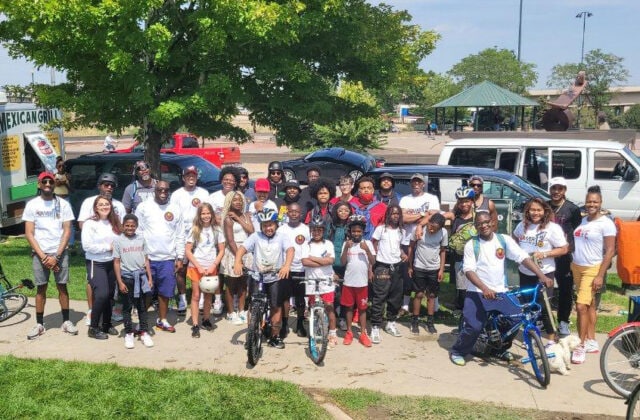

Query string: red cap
[38,172,55,182]
[255,178,270,192]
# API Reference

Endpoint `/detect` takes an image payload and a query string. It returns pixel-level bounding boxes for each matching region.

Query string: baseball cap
[182,165,198,176]
[38,172,55,182]
[549,177,567,188]
[410,173,425,182]
[255,178,270,192]
[379,172,394,180]
[285,179,301,190]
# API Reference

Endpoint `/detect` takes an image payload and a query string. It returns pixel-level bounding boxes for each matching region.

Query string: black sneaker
[426,322,438,334]
[268,336,285,349]
[201,319,213,331]
[410,321,419,335]
[192,325,200,338]
[104,326,119,336]
[296,323,307,338]
[497,350,514,362]
[88,327,108,340]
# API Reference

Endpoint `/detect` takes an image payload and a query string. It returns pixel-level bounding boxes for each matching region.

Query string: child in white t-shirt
[340,215,375,347]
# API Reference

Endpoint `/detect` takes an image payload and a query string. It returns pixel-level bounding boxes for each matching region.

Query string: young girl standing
[370,204,407,344]
[329,202,352,330]
[185,203,225,338]
[221,191,254,324]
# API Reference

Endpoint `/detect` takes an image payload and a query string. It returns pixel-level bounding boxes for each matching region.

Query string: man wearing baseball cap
[547,177,582,337]
[170,165,211,315]
[375,172,401,207]
[23,172,77,340]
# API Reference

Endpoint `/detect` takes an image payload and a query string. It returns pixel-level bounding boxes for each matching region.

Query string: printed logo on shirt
[164,211,174,221]
[295,234,305,245]
[574,228,588,239]
[496,247,505,259]
[191,198,201,207]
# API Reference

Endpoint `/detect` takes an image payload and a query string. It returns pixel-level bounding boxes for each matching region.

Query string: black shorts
[281,271,305,301]
[265,280,287,307]
[412,268,440,296]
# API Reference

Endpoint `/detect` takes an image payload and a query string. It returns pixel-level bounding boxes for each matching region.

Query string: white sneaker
[61,320,78,336]
[384,321,402,337]
[85,309,92,326]
[27,323,45,340]
[213,299,223,315]
[558,321,571,336]
[140,332,154,348]
[338,318,348,331]
[371,326,381,344]
[226,312,243,325]
[585,339,600,354]
[124,333,135,349]
[238,311,247,323]
[571,345,586,364]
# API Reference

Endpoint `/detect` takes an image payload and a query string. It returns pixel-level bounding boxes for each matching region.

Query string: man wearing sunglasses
[23,172,77,340]
[468,175,497,231]
[122,161,158,213]
[135,180,185,333]
[267,161,286,200]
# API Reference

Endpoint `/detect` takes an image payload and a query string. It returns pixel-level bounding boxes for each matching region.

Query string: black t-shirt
[548,199,581,246]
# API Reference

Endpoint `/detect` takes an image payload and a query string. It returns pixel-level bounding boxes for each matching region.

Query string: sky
[0,0,638,89]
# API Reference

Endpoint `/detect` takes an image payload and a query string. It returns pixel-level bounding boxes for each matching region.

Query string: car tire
[348,170,363,182]
[283,169,295,182]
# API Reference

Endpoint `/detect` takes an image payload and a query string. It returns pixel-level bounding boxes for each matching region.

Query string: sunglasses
[475,221,491,228]
[240,174,248,179]
[101,182,115,189]
[136,164,150,171]
[41,179,54,185]
[470,183,483,188]
[270,171,282,175]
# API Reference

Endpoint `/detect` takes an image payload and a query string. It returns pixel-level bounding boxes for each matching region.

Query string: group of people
[22,159,616,366]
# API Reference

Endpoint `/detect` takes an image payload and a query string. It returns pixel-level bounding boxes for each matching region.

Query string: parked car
[282,147,385,184]
[115,133,241,168]
[366,165,550,234]
[65,153,222,217]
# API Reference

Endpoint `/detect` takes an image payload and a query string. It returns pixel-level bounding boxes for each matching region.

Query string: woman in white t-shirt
[513,198,568,343]
[569,186,616,364]
[82,196,122,340]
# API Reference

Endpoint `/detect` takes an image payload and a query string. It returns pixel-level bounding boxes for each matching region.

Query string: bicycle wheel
[601,326,640,398]
[247,305,264,366]
[627,382,640,420]
[0,293,28,322]
[308,306,328,365]
[526,329,550,388]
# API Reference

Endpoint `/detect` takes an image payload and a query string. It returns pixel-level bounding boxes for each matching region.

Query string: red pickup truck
[116,133,241,168]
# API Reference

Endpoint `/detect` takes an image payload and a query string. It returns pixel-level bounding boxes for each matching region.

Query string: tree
[547,49,629,124]
[411,72,461,119]
[448,47,537,94]
[0,1,436,172]
[624,104,640,130]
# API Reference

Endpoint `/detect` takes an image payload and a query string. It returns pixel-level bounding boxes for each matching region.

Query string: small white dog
[546,335,582,375]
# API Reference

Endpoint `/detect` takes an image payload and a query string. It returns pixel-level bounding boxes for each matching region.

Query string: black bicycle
[0,262,35,322]
[245,270,274,366]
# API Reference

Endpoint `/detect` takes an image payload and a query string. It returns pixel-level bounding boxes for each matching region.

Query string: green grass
[326,388,573,420]
[0,355,327,419]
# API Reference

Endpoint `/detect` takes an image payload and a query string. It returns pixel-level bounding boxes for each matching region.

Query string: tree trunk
[143,123,169,181]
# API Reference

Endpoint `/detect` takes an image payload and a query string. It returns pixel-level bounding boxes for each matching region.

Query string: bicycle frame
[496,285,544,345]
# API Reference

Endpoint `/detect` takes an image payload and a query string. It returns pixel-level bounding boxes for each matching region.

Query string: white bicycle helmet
[199,275,220,294]
[455,186,475,200]
[256,208,278,224]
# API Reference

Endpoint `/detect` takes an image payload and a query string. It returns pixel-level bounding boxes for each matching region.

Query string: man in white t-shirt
[23,172,77,340]
[399,173,440,313]
[170,165,210,315]
[135,180,185,333]
[449,212,551,367]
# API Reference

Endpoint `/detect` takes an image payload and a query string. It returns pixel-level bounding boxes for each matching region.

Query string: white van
[0,101,64,228]
[438,138,640,220]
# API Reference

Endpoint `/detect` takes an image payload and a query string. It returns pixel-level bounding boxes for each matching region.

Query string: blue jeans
[451,291,520,357]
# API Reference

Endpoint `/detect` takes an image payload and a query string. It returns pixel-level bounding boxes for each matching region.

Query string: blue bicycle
[471,283,551,388]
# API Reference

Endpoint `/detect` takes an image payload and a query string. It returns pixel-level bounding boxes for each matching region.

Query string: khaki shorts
[571,263,601,305]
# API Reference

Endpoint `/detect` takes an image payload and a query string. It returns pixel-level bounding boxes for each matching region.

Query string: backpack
[472,233,508,287]
[448,222,477,256]
[351,201,378,239]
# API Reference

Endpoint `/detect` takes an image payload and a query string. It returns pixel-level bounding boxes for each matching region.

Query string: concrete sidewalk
[0,298,628,418]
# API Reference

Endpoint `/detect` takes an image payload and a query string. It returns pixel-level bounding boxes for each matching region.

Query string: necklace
[552,199,566,214]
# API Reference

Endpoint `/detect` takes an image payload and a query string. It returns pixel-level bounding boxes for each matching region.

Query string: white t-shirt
[170,186,210,235]
[242,231,293,283]
[277,223,310,272]
[372,225,403,264]
[342,240,375,288]
[81,219,119,262]
[206,190,228,215]
[78,195,126,223]
[248,199,278,232]
[187,225,224,269]
[135,199,185,260]
[411,227,448,271]
[513,221,568,275]
[463,234,529,293]
[22,196,75,254]
[399,192,441,243]
[302,240,335,279]
[572,216,616,266]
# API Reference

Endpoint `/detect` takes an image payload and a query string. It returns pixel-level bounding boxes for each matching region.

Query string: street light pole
[575,11,592,129]
[517,0,523,61]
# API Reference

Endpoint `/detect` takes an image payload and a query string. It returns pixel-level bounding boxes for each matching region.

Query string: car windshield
[623,147,640,167]
[513,174,551,199]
